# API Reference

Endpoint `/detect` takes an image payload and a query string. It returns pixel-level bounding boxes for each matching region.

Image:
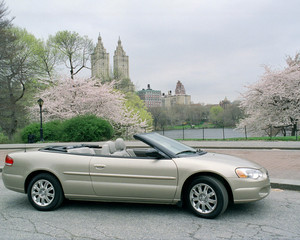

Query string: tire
[27,173,64,211]
[185,176,228,219]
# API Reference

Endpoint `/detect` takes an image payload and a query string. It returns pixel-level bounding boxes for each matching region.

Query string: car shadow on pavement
[59,199,267,219]
[2,193,268,220]
[61,199,186,215]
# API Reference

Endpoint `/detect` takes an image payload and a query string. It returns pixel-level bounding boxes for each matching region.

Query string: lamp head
[37,98,44,107]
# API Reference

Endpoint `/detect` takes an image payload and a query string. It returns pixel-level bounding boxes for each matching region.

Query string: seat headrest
[115,138,126,151]
[106,141,116,154]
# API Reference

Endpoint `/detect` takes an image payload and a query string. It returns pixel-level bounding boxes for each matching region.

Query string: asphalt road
[1,174,300,240]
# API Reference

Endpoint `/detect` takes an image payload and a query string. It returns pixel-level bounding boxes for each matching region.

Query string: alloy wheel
[31,179,55,207]
[189,183,217,214]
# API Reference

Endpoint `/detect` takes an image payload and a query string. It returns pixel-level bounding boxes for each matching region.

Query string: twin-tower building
[91,35,191,108]
[91,35,129,80]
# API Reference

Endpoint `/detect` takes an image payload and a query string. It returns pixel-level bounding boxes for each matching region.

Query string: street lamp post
[37,98,44,142]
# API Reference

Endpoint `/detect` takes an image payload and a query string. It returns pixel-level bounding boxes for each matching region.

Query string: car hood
[190,152,263,169]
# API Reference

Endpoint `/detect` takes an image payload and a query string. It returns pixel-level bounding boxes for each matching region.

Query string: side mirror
[146,149,163,159]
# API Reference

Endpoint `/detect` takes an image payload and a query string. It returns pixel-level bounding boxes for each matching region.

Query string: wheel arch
[24,170,63,194]
[181,172,233,204]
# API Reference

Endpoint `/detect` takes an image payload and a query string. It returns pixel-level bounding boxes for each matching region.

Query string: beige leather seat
[101,144,110,155]
[67,147,95,155]
[106,141,117,155]
[113,138,130,157]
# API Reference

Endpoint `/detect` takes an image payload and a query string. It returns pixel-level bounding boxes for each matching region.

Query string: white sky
[5,0,300,104]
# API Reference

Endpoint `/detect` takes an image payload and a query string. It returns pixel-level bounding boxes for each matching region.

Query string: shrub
[21,115,113,143]
[21,123,40,143]
[43,120,62,141]
[60,115,113,142]
[20,120,62,143]
[0,129,8,143]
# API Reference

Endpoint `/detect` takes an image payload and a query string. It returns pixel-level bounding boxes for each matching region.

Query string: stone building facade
[138,84,162,108]
[91,35,129,80]
[113,38,129,80]
[91,35,110,79]
[138,81,191,108]
[175,80,186,95]
[162,81,191,107]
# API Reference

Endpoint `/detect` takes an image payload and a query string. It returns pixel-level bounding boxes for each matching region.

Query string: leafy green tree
[147,104,211,130]
[147,107,161,131]
[34,39,59,81]
[148,107,169,130]
[114,78,135,93]
[184,104,210,126]
[49,30,94,79]
[0,27,45,140]
[223,101,244,127]
[124,92,153,132]
[0,127,8,143]
[0,1,13,60]
[97,73,153,133]
[0,2,57,141]
[209,106,224,127]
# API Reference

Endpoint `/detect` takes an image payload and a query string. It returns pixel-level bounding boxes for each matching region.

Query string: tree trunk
[282,127,286,137]
[291,123,297,136]
[7,87,17,140]
[69,56,74,79]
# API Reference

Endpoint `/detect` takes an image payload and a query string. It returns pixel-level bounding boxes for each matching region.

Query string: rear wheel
[185,176,228,219]
[27,173,64,211]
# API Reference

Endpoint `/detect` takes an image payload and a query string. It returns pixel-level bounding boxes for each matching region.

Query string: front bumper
[230,176,271,203]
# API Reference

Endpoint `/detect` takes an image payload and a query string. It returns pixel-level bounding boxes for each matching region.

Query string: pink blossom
[238,54,300,136]
[30,78,148,137]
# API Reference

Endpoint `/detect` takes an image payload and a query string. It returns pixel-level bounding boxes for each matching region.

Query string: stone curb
[270,178,300,191]
[270,182,300,191]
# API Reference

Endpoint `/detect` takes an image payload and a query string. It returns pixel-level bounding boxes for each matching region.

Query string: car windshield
[140,133,197,156]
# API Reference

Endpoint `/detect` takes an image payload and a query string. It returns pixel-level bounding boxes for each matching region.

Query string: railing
[155,126,299,140]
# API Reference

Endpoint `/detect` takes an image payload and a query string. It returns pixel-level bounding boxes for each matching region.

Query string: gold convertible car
[2,133,270,219]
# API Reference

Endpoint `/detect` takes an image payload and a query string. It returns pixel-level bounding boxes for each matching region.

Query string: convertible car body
[2,133,270,218]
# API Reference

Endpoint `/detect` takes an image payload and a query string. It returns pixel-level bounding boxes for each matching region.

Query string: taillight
[5,155,14,166]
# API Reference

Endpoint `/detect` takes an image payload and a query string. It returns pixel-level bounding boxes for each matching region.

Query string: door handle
[94,164,106,170]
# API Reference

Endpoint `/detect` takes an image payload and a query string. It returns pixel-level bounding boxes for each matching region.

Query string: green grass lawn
[163,123,219,130]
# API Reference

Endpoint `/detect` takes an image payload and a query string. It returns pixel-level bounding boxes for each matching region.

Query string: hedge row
[21,115,114,143]
[0,129,8,144]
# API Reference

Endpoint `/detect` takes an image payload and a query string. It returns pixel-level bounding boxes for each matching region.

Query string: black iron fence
[155,126,299,140]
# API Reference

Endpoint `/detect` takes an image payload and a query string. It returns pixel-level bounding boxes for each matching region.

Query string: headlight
[235,168,263,179]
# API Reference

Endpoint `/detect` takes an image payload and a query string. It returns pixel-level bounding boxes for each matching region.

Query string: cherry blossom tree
[30,78,148,137]
[238,53,300,136]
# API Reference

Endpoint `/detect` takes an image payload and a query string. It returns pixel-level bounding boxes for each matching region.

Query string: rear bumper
[2,168,26,194]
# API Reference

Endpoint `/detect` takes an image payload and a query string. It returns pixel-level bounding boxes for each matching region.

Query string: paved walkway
[1,140,300,150]
[208,149,300,190]
[1,141,300,190]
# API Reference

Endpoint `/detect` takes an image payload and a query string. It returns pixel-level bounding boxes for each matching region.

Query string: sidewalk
[1,140,300,150]
[1,141,300,191]
[208,148,300,191]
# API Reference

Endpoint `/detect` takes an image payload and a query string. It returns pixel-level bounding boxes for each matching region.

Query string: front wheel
[185,176,228,219]
[27,173,64,211]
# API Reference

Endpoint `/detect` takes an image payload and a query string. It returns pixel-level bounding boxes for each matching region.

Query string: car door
[89,155,178,202]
